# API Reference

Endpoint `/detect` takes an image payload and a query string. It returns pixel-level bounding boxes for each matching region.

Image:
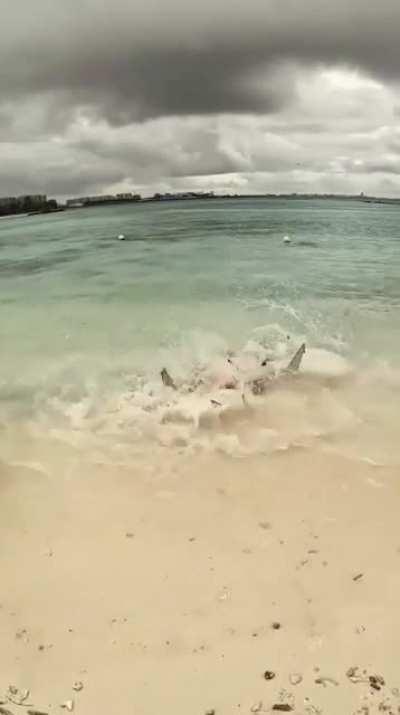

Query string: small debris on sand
[7,687,30,706]
[259,522,271,530]
[125,532,134,539]
[315,676,339,687]
[353,573,364,582]
[346,667,368,685]
[272,705,293,712]
[15,628,28,640]
[72,682,84,692]
[289,673,303,686]
[263,670,276,681]
[205,709,216,715]
[304,700,322,715]
[369,674,385,691]
[250,701,264,712]
[272,622,281,630]
[346,667,385,690]
[28,710,49,715]
[60,701,74,712]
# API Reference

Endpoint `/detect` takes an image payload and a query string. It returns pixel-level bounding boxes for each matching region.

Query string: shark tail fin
[161,368,177,390]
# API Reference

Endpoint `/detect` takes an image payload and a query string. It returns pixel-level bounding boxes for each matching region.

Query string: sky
[1,0,400,199]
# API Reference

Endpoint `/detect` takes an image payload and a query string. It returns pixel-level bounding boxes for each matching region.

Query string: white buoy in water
[118,234,125,240]
[283,235,291,244]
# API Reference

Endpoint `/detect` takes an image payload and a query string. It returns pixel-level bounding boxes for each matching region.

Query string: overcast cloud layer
[1,0,400,198]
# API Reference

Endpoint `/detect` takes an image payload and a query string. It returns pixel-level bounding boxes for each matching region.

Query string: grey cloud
[71,123,241,179]
[0,142,126,197]
[0,166,124,199]
[3,94,400,199]
[2,0,400,125]
[351,160,400,176]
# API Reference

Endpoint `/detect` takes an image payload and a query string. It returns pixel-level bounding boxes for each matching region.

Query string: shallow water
[1,198,399,468]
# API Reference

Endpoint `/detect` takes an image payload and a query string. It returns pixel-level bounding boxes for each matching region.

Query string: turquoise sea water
[1,198,399,461]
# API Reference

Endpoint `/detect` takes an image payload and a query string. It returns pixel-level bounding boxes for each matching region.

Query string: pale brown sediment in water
[1,435,400,714]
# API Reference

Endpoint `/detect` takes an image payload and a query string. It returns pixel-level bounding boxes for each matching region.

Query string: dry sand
[1,445,400,714]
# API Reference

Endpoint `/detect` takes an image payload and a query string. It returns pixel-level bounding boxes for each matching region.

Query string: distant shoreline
[64,193,400,209]
[1,193,399,220]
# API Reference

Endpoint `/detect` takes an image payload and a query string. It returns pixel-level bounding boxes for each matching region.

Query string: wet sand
[1,447,400,714]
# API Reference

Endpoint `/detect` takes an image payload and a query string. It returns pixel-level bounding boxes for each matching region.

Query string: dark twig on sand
[315,676,339,687]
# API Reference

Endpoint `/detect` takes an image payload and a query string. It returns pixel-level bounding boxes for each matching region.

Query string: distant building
[66,195,113,206]
[65,200,85,208]
[0,194,50,216]
[152,191,215,201]
[66,193,141,207]
[66,198,81,206]
[19,194,47,205]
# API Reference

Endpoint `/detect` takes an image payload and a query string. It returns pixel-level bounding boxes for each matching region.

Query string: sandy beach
[2,441,400,715]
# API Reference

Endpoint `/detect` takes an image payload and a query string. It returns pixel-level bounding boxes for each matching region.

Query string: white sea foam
[0,326,395,468]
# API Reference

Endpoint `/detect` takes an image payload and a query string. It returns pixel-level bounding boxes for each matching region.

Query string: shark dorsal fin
[285,343,306,373]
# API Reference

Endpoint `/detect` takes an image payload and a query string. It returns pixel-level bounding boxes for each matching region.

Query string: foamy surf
[1,327,397,468]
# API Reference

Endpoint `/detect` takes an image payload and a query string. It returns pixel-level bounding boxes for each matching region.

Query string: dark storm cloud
[1,0,400,125]
[1,0,400,198]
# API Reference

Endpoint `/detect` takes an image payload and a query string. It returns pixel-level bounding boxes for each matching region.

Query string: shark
[161,343,307,406]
